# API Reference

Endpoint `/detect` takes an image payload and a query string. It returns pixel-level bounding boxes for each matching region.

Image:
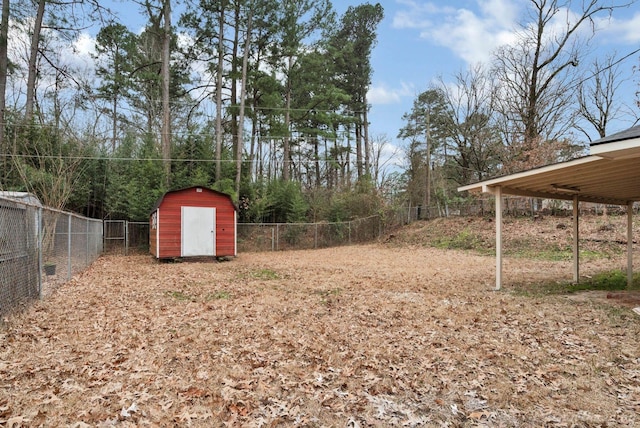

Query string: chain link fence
[390,197,626,222]
[67,195,614,262]
[238,215,382,252]
[104,221,149,254]
[0,195,103,317]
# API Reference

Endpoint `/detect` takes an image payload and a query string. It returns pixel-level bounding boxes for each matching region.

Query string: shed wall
[153,188,236,258]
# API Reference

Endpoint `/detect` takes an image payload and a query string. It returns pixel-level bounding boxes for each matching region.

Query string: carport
[458,125,640,290]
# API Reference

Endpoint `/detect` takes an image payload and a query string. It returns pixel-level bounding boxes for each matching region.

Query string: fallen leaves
[0,243,639,426]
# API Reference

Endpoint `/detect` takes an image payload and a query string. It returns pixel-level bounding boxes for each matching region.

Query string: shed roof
[151,186,237,213]
[459,125,640,205]
[0,191,43,207]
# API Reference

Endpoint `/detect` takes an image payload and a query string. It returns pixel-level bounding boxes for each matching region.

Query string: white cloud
[599,12,640,44]
[368,82,415,105]
[393,0,640,66]
[395,0,521,65]
[478,0,519,29]
[392,0,452,29]
[73,32,96,58]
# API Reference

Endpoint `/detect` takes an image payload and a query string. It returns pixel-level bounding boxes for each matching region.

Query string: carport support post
[495,186,503,291]
[627,202,633,287]
[573,196,579,283]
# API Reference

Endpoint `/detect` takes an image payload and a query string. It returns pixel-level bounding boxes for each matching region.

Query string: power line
[2,125,356,141]
[0,152,362,164]
[570,47,640,91]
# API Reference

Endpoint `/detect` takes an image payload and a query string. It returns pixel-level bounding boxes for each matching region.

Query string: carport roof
[458,125,640,205]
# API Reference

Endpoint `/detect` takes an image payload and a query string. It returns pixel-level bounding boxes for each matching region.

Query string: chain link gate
[103,220,150,254]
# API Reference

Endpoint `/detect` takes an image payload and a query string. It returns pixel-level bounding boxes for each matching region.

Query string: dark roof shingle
[590,124,640,146]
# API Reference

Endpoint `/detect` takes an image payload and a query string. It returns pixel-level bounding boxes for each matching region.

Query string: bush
[245,180,309,223]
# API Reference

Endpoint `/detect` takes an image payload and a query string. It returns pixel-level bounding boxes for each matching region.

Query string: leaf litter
[1,231,639,426]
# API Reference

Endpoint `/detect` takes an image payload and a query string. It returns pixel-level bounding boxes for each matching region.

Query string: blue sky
[336,0,640,168]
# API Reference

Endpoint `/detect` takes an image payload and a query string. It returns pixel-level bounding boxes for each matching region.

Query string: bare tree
[492,0,631,169]
[368,133,398,186]
[576,54,632,141]
[436,64,502,185]
[24,0,108,125]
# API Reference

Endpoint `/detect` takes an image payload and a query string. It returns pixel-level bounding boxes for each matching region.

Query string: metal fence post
[38,207,43,299]
[67,213,72,280]
[86,218,89,265]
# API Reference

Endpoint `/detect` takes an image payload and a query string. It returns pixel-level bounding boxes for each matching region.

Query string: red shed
[150,186,237,259]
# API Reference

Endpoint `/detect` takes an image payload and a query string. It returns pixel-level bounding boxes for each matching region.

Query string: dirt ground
[1,220,640,426]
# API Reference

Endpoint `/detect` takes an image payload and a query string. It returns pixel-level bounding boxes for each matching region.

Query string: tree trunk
[424,108,431,219]
[355,120,362,181]
[0,0,9,178]
[25,0,45,125]
[231,2,239,167]
[283,55,292,181]
[235,8,252,196]
[215,6,225,182]
[111,70,118,151]
[363,92,370,178]
[345,124,351,188]
[161,0,172,186]
[314,136,320,188]
[250,112,257,181]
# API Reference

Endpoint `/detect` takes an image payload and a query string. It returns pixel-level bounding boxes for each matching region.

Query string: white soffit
[590,137,640,159]
[458,125,640,205]
[458,155,640,205]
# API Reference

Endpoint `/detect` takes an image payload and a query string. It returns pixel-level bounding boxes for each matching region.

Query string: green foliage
[105,133,167,220]
[433,228,484,251]
[398,89,451,207]
[207,291,231,300]
[171,133,216,190]
[66,146,109,216]
[249,268,280,280]
[212,178,237,201]
[249,179,309,223]
[518,270,640,297]
[315,287,342,305]
[511,246,607,262]
[570,270,640,292]
[326,178,383,222]
[1,0,391,222]
[165,290,195,301]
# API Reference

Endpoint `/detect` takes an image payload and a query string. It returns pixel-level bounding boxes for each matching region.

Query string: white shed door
[182,206,216,256]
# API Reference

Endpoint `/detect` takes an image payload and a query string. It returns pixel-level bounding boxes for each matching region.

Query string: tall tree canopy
[1,0,392,222]
[329,2,383,181]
